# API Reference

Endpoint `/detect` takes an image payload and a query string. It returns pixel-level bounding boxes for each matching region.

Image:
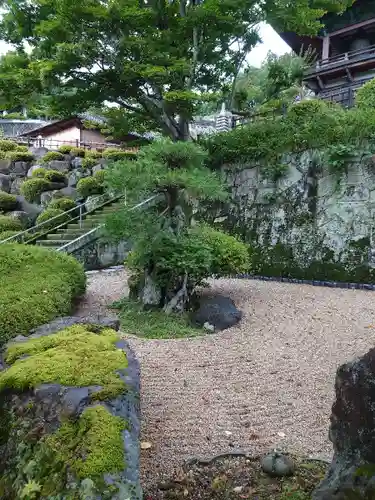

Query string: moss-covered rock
[0,323,141,499]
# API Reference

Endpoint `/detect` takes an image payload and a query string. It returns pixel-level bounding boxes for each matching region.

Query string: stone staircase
[35,200,123,250]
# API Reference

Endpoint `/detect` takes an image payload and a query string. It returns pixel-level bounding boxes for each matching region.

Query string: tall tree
[0,0,354,140]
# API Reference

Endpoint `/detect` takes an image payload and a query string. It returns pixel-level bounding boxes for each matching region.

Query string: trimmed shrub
[81,157,98,169]
[58,145,73,154]
[77,177,103,198]
[20,178,51,203]
[86,150,103,159]
[31,167,48,178]
[41,151,65,163]
[44,169,67,184]
[0,191,18,212]
[0,215,22,233]
[16,145,29,152]
[0,230,20,242]
[70,147,86,158]
[36,208,71,231]
[103,148,137,162]
[0,139,18,152]
[5,151,34,162]
[0,244,86,345]
[93,169,106,185]
[49,197,76,212]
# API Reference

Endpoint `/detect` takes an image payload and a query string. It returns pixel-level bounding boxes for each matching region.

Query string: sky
[0,23,291,67]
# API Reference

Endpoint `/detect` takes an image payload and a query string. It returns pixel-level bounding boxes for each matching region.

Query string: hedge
[41,151,65,163]
[0,215,22,233]
[0,191,18,212]
[0,244,86,346]
[5,151,34,162]
[49,197,76,212]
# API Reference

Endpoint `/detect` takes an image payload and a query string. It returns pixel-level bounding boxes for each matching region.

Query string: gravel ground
[76,269,375,491]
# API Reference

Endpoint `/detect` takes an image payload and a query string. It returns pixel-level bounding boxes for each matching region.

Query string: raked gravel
[76,268,375,490]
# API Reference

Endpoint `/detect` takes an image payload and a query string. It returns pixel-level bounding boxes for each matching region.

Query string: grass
[111,298,203,339]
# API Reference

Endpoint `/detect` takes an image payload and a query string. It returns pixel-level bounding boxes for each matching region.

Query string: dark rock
[0,159,12,174]
[29,315,120,337]
[92,164,103,174]
[47,160,71,172]
[15,196,42,222]
[313,347,375,499]
[29,146,49,159]
[71,157,83,169]
[261,452,295,477]
[61,387,90,419]
[35,383,62,402]
[8,211,30,228]
[0,173,11,192]
[191,295,242,331]
[58,186,79,199]
[11,161,30,176]
[10,177,25,194]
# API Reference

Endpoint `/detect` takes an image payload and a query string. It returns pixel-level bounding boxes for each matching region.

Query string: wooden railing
[308,44,375,73]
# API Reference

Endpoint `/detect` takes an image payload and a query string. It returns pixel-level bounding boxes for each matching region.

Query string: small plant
[93,169,106,185]
[31,167,48,178]
[58,145,73,154]
[36,208,71,231]
[326,144,357,175]
[0,214,22,233]
[49,197,76,212]
[5,150,34,162]
[44,170,67,184]
[76,177,103,198]
[85,150,103,159]
[70,147,86,158]
[0,191,18,212]
[81,157,99,169]
[103,148,137,162]
[0,229,20,241]
[0,139,18,151]
[20,178,51,203]
[41,151,65,163]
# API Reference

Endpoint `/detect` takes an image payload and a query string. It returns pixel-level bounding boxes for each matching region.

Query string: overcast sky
[0,23,291,67]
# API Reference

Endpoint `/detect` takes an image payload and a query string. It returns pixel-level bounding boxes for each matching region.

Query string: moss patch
[1,325,127,399]
[112,298,203,339]
[48,405,126,480]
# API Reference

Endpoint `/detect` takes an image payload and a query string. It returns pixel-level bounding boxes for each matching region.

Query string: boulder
[191,295,242,331]
[10,161,30,176]
[29,315,120,337]
[15,196,43,222]
[27,164,44,178]
[48,160,71,172]
[261,452,295,477]
[0,159,12,174]
[58,186,79,200]
[40,190,55,207]
[313,347,375,499]
[10,177,25,194]
[71,157,83,169]
[8,211,30,228]
[92,164,103,174]
[85,193,108,212]
[29,146,49,159]
[68,169,84,187]
[0,173,11,192]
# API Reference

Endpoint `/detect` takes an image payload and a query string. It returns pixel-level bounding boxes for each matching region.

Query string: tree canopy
[0,0,354,140]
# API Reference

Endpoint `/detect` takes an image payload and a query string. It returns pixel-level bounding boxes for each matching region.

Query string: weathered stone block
[48,160,71,171]
[0,173,11,192]
[0,159,12,174]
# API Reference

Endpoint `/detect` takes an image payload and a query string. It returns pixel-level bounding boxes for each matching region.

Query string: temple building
[277,0,375,106]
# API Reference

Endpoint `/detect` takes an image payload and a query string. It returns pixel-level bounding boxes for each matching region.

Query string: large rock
[92,164,103,174]
[191,295,242,332]
[10,177,25,194]
[29,146,49,159]
[58,186,79,200]
[313,348,375,499]
[71,157,83,169]
[10,161,30,176]
[48,160,71,172]
[0,159,12,174]
[68,169,85,187]
[27,164,44,178]
[85,193,108,212]
[0,173,11,192]
[15,195,43,222]
[40,190,55,207]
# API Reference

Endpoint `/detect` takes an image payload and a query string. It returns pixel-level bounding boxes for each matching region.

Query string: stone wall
[70,236,130,271]
[214,150,375,280]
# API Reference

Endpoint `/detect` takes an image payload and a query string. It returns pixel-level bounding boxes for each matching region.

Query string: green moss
[2,325,127,399]
[48,405,126,480]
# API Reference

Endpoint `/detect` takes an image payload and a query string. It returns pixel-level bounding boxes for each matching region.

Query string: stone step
[36,239,71,247]
[46,233,83,241]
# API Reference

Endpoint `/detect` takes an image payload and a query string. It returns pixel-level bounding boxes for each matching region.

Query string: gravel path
[77,269,375,490]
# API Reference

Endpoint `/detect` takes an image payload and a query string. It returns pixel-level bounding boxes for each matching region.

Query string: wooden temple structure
[277,0,375,106]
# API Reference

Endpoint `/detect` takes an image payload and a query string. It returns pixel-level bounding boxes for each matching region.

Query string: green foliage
[0,0,352,140]
[57,144,73,154]
[40,151,65,163]
[0,244,86,345]
[36,208,70,231]
[76,177,104,198]
[93,169,106,185]
[31,167,47,178]
[0,191,18,211]
[16,145,29,152]
[112,297,202,339]
[102,149,137,162]
[0,139,18,151]
[2,324,127,399]
[44,169,67,183]
[20,178,51,203]
[0,214,22,233]
[5,150,34,162]
[70,147,86,158]
[48,197,76,212]
[0,229,20,242]
[325,143,358,175]
[356,78,375,109]
[81,156,99,169]
[85,150,103,159]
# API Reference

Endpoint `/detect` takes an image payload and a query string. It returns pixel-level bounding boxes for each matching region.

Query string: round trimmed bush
[49,197,76,212]
[0,215,22,233]
[77,177,103,198]
[70,147,86,158]
[86,150,103,159]
[58,145,73,154]
[44,170,67,184]
[356,79,375,109]
[41,151,65,163]
[103,148,137,162]
[20,178,51,203]
[0,139,18,152]
[0,191,18,212]
[36,208,71,231]
[93,169,106,185]
[81,157,98,169]
[16,145,29,152]
[5,151,34,162]
[0,244,86,345]
[31,167,48,178]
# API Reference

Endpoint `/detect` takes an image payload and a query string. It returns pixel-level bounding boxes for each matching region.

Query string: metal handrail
[0,193,121,244]
[57,194,159,253]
